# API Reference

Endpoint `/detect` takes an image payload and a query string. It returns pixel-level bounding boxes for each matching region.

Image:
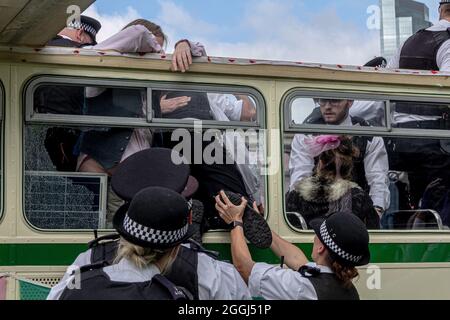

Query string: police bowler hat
[310,213,371,267]
[67,15,101,44]
[114,187,192,249]
[112,148,198,201]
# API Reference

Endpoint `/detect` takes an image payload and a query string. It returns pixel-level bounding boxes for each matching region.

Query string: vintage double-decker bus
[0,0,449,300]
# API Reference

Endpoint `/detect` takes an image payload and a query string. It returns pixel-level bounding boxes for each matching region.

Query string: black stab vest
[59,269,189,300]
[399,28,450,71]
[88,236,215,300]
[299,266,359,300]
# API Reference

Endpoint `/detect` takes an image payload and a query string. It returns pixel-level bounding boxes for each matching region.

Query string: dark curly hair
[315,136,359,181]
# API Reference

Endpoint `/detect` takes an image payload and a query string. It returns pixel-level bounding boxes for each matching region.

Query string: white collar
[103,258,161,282]
[59,34,75,41]
[307,262,334,274]
[337,114,352,126]
[428,19,450,31]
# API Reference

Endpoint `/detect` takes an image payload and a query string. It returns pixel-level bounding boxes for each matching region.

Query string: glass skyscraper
[380,0,432,59]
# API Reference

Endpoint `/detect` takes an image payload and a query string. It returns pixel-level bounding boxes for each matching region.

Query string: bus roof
[1,45,450,90]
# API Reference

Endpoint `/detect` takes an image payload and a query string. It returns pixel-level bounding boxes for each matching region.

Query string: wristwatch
[229,221,244,230]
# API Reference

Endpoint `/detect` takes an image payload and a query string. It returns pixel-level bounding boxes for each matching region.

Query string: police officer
[383,1,450,208]
[47,149,251,300]
[47,15,101,47]
[216,191,370,300]
[48,187,200,300]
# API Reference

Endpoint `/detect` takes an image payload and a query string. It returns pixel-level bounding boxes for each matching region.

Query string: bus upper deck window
[391,101,450,131]
[152,90,258,124]
[290,97,387,128]
[33,85,147,119]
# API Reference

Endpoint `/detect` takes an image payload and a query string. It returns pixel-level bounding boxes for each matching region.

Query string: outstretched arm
[215,191,255,283]
[270,231,309,271]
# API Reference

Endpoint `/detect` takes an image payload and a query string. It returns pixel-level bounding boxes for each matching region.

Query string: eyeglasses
[316,99,346,107]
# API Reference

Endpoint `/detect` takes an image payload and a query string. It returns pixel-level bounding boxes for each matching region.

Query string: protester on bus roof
[47,186,251,300]
[215,192,370,300]
[289,98,390,217]
[286,135,380,229]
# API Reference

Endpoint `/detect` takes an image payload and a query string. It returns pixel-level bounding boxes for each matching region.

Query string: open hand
[172,41,193,72]
[215,190,246,224]
[160,95,191,114]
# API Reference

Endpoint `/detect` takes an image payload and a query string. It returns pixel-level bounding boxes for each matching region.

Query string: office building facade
[380,0,432,58]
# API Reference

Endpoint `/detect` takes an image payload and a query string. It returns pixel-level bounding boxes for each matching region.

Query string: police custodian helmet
[310,212,371,267]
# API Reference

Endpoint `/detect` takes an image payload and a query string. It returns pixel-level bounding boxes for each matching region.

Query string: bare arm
[270,231,309,271]
[235,95,257,122]
[215,191,255,283]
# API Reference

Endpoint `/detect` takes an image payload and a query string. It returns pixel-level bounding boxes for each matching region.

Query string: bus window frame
[282,88,450,234]
[0,80,4,224]
[23,75,268,232]
[284,88,450,139]
[283,89,391,135]
[25,76,265,130]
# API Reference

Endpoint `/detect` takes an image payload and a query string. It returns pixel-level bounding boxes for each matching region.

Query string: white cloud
[155,0,219,49]
[155,0,379,65]
[83,0,379,65]
[83,5,141,43]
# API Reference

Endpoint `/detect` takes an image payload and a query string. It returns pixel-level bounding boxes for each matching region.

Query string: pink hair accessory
[304,135,341,158]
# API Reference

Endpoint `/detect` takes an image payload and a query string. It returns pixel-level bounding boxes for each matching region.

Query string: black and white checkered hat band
[123,214,189,244]
[67,21,97,37]
[320,222,363,264]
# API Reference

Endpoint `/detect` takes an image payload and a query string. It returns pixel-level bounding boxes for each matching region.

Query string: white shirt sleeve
[197,253,251,300]
[350,101,386,126]
[47,250,92,300]
[249,263,317,300]
[289,134,315,190]
[207,93,243,121]
[93,25,162,53]
[436,39,450,72]
[364,137,390,210]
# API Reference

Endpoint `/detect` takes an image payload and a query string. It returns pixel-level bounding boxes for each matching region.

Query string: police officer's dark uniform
[35,15,102,171]
[249,213,370,300]
[386,1,450,208]
[47,149,251,300]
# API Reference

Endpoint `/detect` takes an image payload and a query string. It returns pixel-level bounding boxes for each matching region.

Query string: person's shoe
[222,191,272,249]
[189,200,204,244]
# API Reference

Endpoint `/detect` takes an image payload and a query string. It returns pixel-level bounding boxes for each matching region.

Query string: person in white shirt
[289,98,390,215]
[215,191,371,300]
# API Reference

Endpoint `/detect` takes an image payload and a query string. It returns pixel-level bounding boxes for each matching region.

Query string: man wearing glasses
[289,98,390,217]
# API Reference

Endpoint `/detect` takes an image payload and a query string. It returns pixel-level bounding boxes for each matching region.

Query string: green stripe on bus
[0,243,449,266]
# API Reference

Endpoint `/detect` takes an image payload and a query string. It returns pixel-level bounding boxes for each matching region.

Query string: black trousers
[385,120,450,207]
[157,131,250,230]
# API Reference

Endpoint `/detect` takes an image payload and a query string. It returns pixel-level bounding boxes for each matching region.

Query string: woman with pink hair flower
[286,135,380,229]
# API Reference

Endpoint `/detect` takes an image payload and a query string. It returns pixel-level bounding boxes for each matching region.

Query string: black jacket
[286,176,380,229]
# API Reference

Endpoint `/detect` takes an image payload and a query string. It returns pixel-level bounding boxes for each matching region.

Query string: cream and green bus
[0,0,449,301]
